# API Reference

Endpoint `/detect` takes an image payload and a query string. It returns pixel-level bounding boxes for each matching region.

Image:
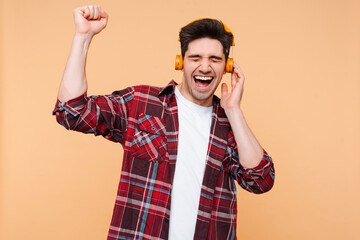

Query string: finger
[89,5,95,19]
[100,8,108,18]
[80,6,90,19]
[231,70,240,88]
[93,6,99,19]
[232,63,244,86]
[92,6,99,20]
[232,64,241,77]
[88,5,100,19]
[232,74,243,91]
[233,62,242,71]
[233,62,245,80]
[99,9,109,25]
[221,83,228,96]
[232,69,242,84]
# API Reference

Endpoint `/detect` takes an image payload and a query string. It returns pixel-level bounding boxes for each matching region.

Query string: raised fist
[73,5,108,36]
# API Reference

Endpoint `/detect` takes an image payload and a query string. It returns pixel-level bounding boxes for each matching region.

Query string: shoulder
[133,85,162,96]
[110,85,161,99]
[111,85,165,117]
[111,80,176,99]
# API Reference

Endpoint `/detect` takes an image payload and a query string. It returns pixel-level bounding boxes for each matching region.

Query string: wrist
[73,32,93,43]
[224,105,242,117]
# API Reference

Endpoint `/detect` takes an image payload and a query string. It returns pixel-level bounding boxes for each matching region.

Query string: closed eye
[188,55,200,61]
[187,55,223,63]
[210,56,223,62]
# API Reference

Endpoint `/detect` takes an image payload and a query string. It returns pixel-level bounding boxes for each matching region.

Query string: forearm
[57,33,93,102]
[225,107,264,169]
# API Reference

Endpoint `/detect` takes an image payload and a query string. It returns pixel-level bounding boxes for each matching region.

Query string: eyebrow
[188,54,223,60]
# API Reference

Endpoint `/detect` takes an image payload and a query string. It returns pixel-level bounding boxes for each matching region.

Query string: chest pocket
[130,113,168,162]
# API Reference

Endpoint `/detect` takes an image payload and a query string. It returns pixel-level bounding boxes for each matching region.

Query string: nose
[198,58,211,74]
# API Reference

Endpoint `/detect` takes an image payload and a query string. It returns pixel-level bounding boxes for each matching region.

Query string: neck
[177,82,213,107]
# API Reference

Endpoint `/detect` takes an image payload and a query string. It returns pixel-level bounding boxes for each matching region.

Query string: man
[53,5,275,240]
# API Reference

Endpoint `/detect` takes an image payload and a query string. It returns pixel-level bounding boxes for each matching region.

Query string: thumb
[221,83,228,97]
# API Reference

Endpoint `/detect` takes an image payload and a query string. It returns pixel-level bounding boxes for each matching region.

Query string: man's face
[178,37,226,107]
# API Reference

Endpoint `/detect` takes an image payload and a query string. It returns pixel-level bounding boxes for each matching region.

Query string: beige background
[1,0,359,239]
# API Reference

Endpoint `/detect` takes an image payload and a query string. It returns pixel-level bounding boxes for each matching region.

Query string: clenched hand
[73,5,108,36]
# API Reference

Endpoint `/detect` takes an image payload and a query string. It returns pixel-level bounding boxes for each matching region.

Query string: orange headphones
[175,18,235,73]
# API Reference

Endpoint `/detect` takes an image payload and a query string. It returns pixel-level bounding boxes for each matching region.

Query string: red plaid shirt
[53,80,275,240]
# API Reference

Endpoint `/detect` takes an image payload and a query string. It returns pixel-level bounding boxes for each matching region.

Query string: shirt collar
[158,80,178,96]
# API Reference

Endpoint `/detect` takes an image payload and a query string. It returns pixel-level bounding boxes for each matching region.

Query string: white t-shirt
[168,87,213,239]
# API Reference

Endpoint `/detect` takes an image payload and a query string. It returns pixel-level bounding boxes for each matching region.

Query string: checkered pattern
[53,80,275,240]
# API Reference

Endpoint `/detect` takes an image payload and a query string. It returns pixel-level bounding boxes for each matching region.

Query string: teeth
[194,76,213,81]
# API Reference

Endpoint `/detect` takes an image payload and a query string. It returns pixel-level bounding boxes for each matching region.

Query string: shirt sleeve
[52,88,134,144]
[224,141,275,194]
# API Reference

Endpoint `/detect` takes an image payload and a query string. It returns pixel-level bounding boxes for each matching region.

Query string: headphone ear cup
[175,55,183,70]
[226,58,234,73]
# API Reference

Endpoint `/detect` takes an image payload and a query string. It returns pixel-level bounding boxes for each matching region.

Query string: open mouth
[193,75,214,88]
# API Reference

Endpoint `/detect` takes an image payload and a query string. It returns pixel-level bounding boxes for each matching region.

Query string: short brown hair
[179,19,234,61]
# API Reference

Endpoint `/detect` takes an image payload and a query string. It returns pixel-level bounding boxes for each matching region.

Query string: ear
[181,56,185,72]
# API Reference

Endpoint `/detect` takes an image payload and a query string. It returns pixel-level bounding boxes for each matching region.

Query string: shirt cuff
[238,150,273,179]
[52,93,88,117]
